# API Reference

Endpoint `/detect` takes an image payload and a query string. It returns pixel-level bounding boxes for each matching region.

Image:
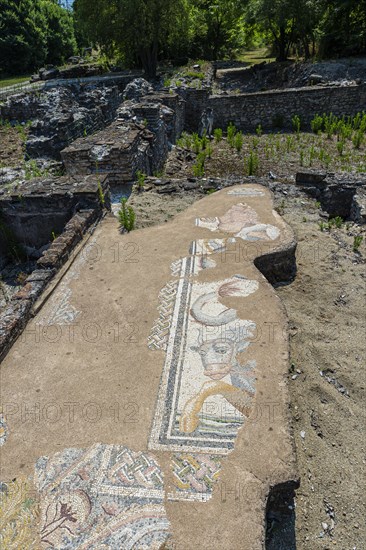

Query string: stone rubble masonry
[295,170,366,221]
[60,95,185,184]
[0,175,109,361]
[208,83,366,132]
[0,174,110,250]
[0,85,122,159]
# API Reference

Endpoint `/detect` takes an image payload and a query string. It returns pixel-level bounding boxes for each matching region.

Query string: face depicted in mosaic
[192,338,236,380]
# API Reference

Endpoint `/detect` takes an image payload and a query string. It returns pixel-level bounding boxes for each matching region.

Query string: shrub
[214,128,223,142]
[353,235,363,252]
[227,122,237,147]
[246,151,259,175]
[234,131,243,152]
[292,114,301,135]
[118,198,135,232]
[311,114,324,134]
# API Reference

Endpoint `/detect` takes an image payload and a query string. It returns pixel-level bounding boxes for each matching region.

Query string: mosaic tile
[149,253,258,455]
[167,453,222,503]
[227,188,265,196]
[0,413,8,447]
[195,203,280,241]
[35,444,170,549]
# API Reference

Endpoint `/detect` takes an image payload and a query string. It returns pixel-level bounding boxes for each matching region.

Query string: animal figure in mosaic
[180,277,257,433]
[196,203,280,241]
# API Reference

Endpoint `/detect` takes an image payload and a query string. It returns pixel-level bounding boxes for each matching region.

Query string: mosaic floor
[0,185,296,549]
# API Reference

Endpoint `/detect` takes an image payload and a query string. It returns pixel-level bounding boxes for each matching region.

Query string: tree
[0,0,77,76]
[247,0,299,61]
[40,0,77,65]
[0,0,47,75]
[188,0,247,61]
[74,0,189,78]
[319,0,366,57]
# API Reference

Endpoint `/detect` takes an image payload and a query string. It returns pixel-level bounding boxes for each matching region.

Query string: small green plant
[246,151,259,176]
[318,221,325,231]
[24,160,46,180]
[333,216,343,228]
[193,151,206,177]
[300,150,304,166]
[252,136,259,149]
[256,124,263,137]
[234,131,243,152]
[227,122,237,147]
[337,140,345,156]
[352,130,364,149]
[286,135,294,153]
[136,170,146,192]
[118,198,135,232]
[163,78,171,88]
[98,181,105,205]
[292,114,301,136]
[201,134,208,150]
[315,201,321,208]
[206,188,216,195]
[214,128,223,142]
[206,143,213,158]
[311,114,324,134]
[353,235,363,252]
[192,133,201,154]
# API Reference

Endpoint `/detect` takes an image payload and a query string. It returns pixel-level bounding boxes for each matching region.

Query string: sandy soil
[128,169,365,550]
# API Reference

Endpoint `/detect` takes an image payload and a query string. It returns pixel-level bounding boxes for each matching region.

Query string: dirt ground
[127,165,365,550]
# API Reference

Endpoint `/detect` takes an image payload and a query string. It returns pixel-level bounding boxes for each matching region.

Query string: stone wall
[61,100,173,184]
[208,84,366,132]
[0,209,101,361]
[0,175,109,253]
[1,85,122,159]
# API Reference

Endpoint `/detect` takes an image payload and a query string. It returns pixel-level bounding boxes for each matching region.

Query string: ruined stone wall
[61,101,170,184]
[178,88,210,133]
[0,85,122,159]
[208,84,366,132]
[0,175,109,252]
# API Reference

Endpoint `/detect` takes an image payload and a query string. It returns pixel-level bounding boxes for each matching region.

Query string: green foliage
[227,122,237,147]
[292,114,301,135]
[118,198,135,232]
[256,124,263,137]
[311,115,324,134]
[246,151,259,175]
[234,131,243,152]
[353,235,363,252]
[136,170,146,191]
[74,0,189,78]
[97,181,105,205]
[214,128,223,142]
[0,0,77,76]
[24,160,48,180]
[193,151,206,177]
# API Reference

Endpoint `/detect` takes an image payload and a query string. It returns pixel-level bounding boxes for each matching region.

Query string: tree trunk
[276,26,287,61]
[140,40,158,79]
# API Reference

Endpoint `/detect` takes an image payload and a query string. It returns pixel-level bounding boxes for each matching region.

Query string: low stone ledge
[0,207,103,361]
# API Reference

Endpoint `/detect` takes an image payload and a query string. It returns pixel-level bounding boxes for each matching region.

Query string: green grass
[237,48,276,65]
[0,75,31,89]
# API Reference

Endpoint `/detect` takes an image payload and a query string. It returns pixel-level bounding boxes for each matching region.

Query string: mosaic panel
[35,444,170,549]
[195,203,280,241]
[149,253,258,455]
[227,188,265,196]
[167,453,222,503]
